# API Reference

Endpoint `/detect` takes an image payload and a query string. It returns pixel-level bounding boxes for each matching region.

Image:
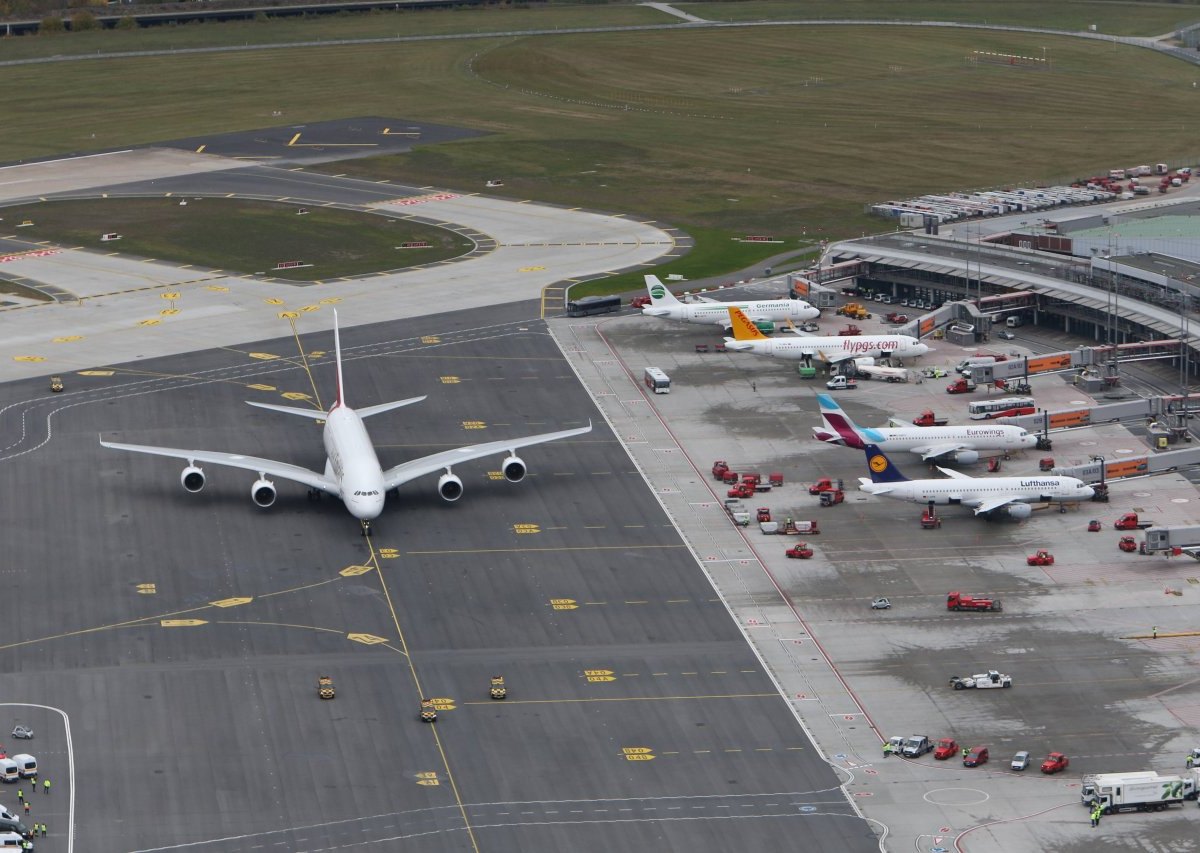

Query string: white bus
[967,396,1034,418]
[644,367,671,394]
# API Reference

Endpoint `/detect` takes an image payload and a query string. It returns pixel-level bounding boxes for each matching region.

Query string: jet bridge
[968,339,1185,386]
[1050,444,1200,484]
[1143,525,1200,557]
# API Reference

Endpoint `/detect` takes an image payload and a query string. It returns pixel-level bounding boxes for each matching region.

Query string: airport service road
[0,148,678,382]
[2,303,875,852]
[577,310,1200,853]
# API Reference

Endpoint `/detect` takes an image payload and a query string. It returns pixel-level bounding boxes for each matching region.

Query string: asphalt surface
[2,301,876,851]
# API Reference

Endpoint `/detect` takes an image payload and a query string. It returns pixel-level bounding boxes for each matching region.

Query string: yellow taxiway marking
[287,132,377,148]
[462,693,778,707]
[284,313,324,410]
[405,544,687,556]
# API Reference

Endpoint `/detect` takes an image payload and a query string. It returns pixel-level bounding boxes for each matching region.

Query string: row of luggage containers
[872,184,1117,223]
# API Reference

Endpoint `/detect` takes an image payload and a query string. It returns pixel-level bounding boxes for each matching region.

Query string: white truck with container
[1081,771,1187,813]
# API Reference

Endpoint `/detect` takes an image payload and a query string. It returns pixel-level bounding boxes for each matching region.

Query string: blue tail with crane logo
[863,444,910,484]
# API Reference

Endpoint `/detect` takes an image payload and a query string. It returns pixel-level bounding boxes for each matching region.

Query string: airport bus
[644,367,671,394]
[967,396,1035,418]
[567,295,622,317]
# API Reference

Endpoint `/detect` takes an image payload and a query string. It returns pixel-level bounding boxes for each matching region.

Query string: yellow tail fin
[728,306,770,341]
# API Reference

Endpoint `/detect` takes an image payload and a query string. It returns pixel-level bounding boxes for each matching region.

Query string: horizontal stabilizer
[357,396,427,419]
[245,401,327,420]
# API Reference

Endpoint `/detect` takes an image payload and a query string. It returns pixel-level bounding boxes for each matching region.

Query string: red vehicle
[963,746,989,767]
[756,507,772,523]
[884,312,909,324]
[838,324,863,336]
[712,460,730,480]
[1038,457,1055,471]
[1115,512,1153,530]
[933,738,959,760]
[946,378,976,394]
[809,477,834,495]
[779,519,820,535]
[785,543,814,559]
[1027,549,1054,566]
[630,295,652,309]
[1040,752,1069,774]
[912,410,949,427]
[1087,519,1102,532]
[727,483,754,499]
[722,470,740,485]
[946,591,1002,612]
[768,472,784,488]
[920,508,942,529]
[1118,536,1138,552]
[819,489,844,507]
[979,406,1036,420]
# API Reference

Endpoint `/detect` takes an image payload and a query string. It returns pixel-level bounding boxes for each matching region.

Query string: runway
[2,303,875,851]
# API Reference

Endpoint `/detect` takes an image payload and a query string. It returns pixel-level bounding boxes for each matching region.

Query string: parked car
[963,746,989,767]
[997,330,1016,340]
[870,597,892,610]
[1041,752,1069,774]
[1010,750,1030,771]
[933,738,959,760]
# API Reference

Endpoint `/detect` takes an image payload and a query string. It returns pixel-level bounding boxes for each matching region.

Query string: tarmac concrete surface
[0,302,878,851]
[574,291,1200,852]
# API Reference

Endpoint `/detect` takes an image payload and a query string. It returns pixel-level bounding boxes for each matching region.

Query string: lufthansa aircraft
[723,306,930,364]
[857,444,1092,520]
[101,313,592,522]
[641,275,819,327]
[813,393,1037,465]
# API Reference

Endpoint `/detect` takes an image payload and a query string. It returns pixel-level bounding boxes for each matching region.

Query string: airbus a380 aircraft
[813,393,1037,465]
[723,306,931,363]
[857,444,1092,520]
[641,275,818,327]
[101,313,592,522]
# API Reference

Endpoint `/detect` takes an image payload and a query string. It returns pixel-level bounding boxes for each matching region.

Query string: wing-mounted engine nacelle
[438,472,464,502]
[181,465,206,493]
[951,450,980,465]
[1004,503,1032,520]
[251,478,277,508]
[502,454,527,483]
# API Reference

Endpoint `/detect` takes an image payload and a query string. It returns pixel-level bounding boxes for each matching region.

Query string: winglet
[332,309,346,411]
[862,443,909,484]
[728,306,770,341]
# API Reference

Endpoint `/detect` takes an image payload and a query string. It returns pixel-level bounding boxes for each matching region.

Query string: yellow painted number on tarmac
[204,285,229,292]
[415,772,440,787]
[52,336,83,343]
[210,596,253,608]
[421,335,441,344]
[308,350,326,358]
[161,292,181,300]
[138,319,161,326]
[513,523,541,534]
[301,305,320,313]
[622,747,655,761]
[347,633,388,645]
[585,669,616,682]
[340,565,373,577]
[487,470,504,480]
[161,619,207,627]
[550,598,578,610]
[428,698,456,710]
[319,297,341,305]
[281,392,312,401]
[246,383,276,391]
[249,352,279,360]
[264,298,285,305]
[379,548,400,559]
[79,370,115,376]
[462,420,486,430]
[12,355,45,362]
[440,376,460,384]
[279,311,300,320]
[136,583,157,595]
[520,265,546,272]
[160,308,180,316]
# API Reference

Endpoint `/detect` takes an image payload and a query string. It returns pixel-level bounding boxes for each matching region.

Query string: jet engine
[502,455,527,483]
[180,465,206,493]
[1004,503,1032,520]
[251,478,277,508]
[438,472,464,502]
[951,450,980,465]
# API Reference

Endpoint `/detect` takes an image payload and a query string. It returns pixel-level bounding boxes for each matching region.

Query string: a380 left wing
[99,440,338,495]
[381,423,592,491]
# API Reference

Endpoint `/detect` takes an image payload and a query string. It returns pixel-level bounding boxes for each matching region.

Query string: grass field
[6,5,1200,289]
[678,1,1200,35]
[0,199,469,280]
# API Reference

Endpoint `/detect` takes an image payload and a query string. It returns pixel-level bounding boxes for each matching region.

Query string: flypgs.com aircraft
[723,306,931,363]
[857,443,1093,520]
[100,313,592,522]
[813,393,1037,465]
[641,275,819,327]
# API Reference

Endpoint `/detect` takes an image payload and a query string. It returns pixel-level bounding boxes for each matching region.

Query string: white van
[0,761,18,784]
[0,832,28,848]
[10,756,34,780]
[1005,316,1023,328]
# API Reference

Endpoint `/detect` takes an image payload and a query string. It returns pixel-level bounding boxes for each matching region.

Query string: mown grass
[678,0,1200,36]
[0,198,469,280]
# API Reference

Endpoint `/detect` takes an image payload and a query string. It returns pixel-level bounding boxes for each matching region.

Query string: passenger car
[933,738,959,760]
[1011,750,1030,770]
[997,330,1016,340]
[963,746,989,767]
[1041,752,1069,774]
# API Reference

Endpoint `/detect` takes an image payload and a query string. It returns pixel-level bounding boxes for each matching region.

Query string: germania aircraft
[857,444,1093,520]
[641,275,818,327]
[101,313,592,522]
[723,306,931,363]
[813,393,1038,464]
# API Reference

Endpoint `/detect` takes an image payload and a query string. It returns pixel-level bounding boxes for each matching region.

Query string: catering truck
[1081,772,1187,814]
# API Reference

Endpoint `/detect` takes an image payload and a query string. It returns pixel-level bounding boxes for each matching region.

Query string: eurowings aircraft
[813,393,1037,465]
[101,313,592,521]
[723,306,930,363]
[641,275,818,327]
[857,444,1092,520]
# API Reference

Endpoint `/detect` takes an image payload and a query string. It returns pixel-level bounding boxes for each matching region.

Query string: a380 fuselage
[323,405,385,519]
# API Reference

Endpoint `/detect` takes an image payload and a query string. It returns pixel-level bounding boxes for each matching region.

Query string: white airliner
[813,393,1037,465]
[641,275,818,327]
[723,306,931,363]
[101,313,592,522]
[857,444,1093,520]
